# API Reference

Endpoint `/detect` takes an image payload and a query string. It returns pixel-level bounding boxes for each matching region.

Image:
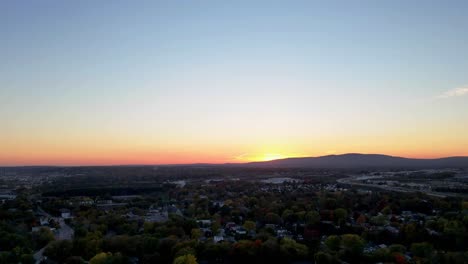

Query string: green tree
[388,244,406,254]
[88,252,127,264]
[282,209,294,222]
[381,206,392,215]
[410,242,434,259]
[261,238,279,260]
[341,234,365,256]
[65,256,86,264]
[211,222,221,234]
[175,247,196,258]
[265,213,282,225]
[44,240,73,263]
[173,254,198,264]
[325,235,340,251]
[89,252,111,264]
[32,227,55,249]
[74,231,103,260]
[296,211,306,221]
[305,211,320,225]
[279,238,308,260]
[370,215,388,226]
[19,254,35,264]
[315,251,338,264]
[191,228,202,240]
[333,208,347,225]
[243,220,256,232]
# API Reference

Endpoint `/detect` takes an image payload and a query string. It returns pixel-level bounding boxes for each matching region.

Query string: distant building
[40,216,50,226]
[197,219,212,227]
[0,191,16,203]
[213,236,224,243]
[60,208,71,218]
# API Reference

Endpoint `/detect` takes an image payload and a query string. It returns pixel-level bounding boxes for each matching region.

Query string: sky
[1,1,468,166]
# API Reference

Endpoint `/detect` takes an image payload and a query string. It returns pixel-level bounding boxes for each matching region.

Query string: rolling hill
[242,153,468,169]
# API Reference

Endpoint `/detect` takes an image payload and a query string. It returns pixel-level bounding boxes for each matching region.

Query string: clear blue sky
[1,1,468,165]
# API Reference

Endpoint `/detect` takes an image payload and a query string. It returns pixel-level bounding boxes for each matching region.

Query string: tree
[19,254,35,264]
[89,252,111,264]
[175,247,196,258]
[340,234,365,256]
[211,222,221,234]
[44,240,73,263]
[282,209,294,222]
[325,235,340,251]
[88,252,127,264]
[381,206,392,215]
[202,242,230,262]
[296,211,306,221]
[305,211,320,225]
[243,221,256,232]
[65,256,86,264]
[370,215,388,226]
[261,238,280,260]
[103,235,139,256]
[462,201,468,210]
[410,242,434,259]
[265,213,282,225]
[388,244,406,254]
[232,240,258,259]
[333,208,347,225]
[191,228,202,240]
[356,214,366,225]
[393,253,407,264]
[315,251,339,264]
[173,254,198,264]
[279,238,308,260]
[32,227,55,249]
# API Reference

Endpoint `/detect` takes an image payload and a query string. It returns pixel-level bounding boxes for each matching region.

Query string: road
[33,207,74,263]
[337,176,450,198]
[33,247,45,264]
[56,218,74,240]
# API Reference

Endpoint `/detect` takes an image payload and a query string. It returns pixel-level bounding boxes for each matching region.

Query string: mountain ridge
[241,153,468,169]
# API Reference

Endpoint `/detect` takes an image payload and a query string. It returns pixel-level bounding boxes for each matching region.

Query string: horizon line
[2,152,468,168]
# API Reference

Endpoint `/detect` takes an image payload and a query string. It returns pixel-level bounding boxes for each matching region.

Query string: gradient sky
[1,1,468,165]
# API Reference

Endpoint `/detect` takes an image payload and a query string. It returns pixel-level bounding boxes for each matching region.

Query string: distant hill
[242,153,468,169]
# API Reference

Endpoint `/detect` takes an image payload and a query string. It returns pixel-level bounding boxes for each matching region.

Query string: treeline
[42,186,167,197]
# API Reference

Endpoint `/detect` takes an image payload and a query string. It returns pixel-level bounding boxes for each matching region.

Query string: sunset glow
[259,154,286,162]
[1,1,468,166]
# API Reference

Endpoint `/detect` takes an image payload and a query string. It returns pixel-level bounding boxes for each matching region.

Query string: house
[276,229,291,238]
[39,216,50,226]
[79,197,94,205]
[167,205,182,216]
[96,202,127,210]
[385,226,400,235]
[364,243,388,254]
[197,219,212,227]
[145,208,169,223]
[60,208,71,219]
[32,226,55,232]
[225,222,237,230]
[0,190,16,203]
[213,236,224,243]
[235,228,247,237]
[212,201,225,207]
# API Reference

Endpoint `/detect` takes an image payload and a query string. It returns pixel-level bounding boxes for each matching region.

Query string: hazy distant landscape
[1,160,467,264]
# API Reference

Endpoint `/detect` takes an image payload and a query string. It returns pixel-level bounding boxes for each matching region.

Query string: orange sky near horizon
[2,130,467,166]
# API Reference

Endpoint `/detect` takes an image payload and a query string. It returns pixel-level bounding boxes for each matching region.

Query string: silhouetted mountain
[243,153,468,169]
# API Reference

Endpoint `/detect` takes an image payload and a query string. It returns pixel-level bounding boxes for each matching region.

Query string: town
[0,166,466,263]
